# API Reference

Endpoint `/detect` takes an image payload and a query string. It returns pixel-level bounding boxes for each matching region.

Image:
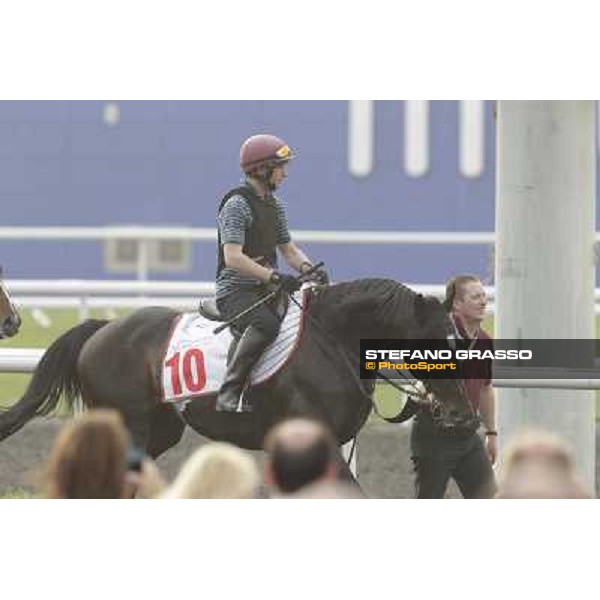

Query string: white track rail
[2,348,600,389]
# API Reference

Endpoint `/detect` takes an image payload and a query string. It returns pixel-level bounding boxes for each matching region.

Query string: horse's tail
[0,319,109,442]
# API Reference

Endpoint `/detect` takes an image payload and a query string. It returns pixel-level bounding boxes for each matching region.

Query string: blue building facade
[0,100,522,284]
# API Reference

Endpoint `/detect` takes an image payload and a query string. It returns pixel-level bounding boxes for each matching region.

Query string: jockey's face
[453,280,487,324]
[269,162,288,190]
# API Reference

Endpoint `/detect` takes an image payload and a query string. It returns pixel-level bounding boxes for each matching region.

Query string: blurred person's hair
[444,274,481,311]
[42,409,129,499]
[264,417,338,494]
[163,442,259,499]
[496,429,591,499]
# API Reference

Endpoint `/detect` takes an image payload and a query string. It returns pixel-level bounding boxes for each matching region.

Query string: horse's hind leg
[146,404,186,459]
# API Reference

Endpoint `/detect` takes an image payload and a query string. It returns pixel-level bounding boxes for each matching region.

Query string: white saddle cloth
[161,289,306,403]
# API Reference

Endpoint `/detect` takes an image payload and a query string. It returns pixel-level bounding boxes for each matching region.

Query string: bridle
[371,317,473,429]
[0,272,21,338]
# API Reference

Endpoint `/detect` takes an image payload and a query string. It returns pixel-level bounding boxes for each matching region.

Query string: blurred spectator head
[43,409,129,499]
[263,417,338,496]
[496,429,591,499]
[163,442,259,499]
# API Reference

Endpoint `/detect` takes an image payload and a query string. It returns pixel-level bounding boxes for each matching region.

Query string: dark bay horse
[0,278,473,461]
[0,268,21,339]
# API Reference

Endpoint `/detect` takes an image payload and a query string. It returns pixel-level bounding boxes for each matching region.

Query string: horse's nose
[3,315,20,337]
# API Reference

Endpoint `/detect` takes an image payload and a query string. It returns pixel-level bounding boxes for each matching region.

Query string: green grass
[0,488,38,499]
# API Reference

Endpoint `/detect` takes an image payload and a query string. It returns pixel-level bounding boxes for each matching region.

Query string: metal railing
[0,226,501,280]
[8,279,600,321]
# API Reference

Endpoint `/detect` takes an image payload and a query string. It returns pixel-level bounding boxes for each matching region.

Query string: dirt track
[2,418,599,498]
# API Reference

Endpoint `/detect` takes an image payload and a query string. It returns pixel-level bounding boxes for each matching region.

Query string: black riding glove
[269,271,302,293]
[300,262,329,285]
[312,267,329,285]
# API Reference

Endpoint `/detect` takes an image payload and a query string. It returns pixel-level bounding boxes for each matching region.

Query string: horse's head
[423,376,475,430]
[0,274,21,339]
[413,294,476,430]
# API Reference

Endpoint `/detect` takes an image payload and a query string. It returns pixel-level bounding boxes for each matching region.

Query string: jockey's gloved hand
[269,271,302,293]
[300,262,329,285]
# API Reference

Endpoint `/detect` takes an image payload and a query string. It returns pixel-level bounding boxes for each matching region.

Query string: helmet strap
[251,167,276,193]
[246,172,272,197]
[265,168,277,192]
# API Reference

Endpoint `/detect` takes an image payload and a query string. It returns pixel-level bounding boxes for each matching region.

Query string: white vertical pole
[404,100,430,177]
[79,295,90,322]
[459,100,485,178]
[348,101,374,178]
[495,101,596,489]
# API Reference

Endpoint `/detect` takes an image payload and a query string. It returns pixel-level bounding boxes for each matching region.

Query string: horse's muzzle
[1,314,21,338]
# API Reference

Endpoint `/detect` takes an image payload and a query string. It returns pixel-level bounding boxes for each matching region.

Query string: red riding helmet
[240,134,295,174]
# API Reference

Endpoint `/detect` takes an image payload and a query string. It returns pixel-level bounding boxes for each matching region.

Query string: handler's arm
[479,383,498,464]
[479,384,496,430]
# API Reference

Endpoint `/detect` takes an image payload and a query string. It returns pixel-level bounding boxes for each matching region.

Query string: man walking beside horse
[401,274,498,498]
[215,134,328,413]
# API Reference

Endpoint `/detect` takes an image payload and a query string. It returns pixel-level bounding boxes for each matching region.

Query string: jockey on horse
[214,134,328,413]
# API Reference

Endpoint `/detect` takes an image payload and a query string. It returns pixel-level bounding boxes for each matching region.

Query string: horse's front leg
[335,446,368,497]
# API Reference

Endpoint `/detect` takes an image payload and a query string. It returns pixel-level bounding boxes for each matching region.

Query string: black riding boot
[216,325,273,413]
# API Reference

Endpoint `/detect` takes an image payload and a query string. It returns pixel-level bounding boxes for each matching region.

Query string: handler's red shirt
[451,314,493,414]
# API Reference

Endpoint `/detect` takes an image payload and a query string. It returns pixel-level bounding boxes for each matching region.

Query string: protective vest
[216,185,278,277]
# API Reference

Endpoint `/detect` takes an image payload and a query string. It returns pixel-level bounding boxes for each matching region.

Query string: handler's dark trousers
[410,413,496,499]
[215,288,280,412]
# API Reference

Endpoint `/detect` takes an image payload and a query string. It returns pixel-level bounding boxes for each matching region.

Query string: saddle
[162,290,308,403]
[198,298,222,321]
[198,292,291,324]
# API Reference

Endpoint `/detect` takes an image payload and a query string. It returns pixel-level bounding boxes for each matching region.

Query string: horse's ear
[414,294,444,326]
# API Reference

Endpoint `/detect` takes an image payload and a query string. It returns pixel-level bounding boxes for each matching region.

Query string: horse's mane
[308,278,420,331]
